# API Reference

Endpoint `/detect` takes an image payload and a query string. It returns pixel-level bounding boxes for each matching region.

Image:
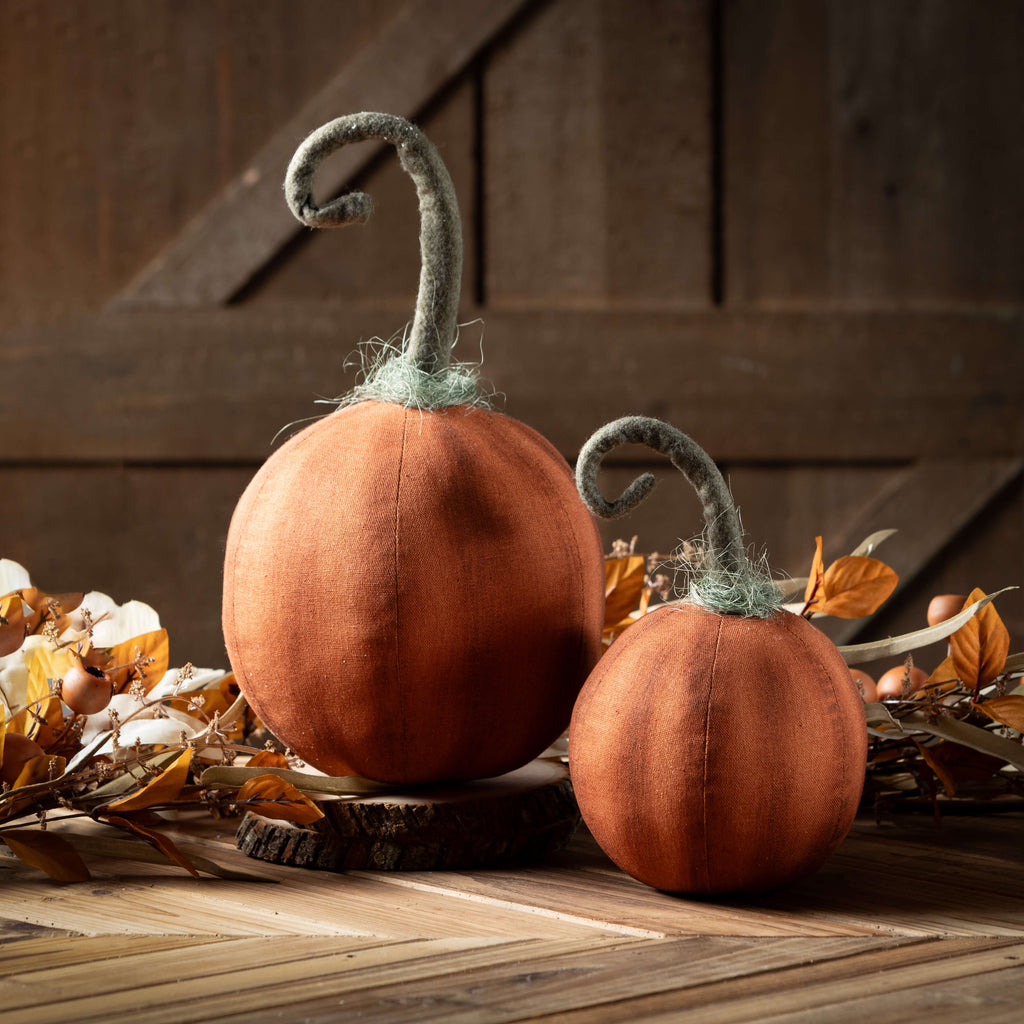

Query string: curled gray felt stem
[284,112,462,375]
[576,415,747,576]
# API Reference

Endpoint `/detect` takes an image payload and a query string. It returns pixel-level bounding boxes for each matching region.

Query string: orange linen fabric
[223,401,605,784]
[569,604,866,894]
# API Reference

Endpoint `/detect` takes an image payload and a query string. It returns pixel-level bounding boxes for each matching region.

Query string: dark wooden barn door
[2,0,1021,668]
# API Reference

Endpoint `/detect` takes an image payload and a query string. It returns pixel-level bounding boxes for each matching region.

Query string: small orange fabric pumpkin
[222,113,604,784]
[570,416,866,894]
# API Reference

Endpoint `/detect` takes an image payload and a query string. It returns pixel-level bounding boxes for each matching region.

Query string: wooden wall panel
[725,0,1024,306]
[1,0,1021,673]
[4,311,1019,463]
[485,0,711,308]
[0,0,386,326]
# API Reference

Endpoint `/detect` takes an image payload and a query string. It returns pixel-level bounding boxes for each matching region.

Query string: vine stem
[575,415,747,576]
[284,112,462,375]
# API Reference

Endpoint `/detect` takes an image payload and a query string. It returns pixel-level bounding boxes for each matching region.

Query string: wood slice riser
[236,760,580,872]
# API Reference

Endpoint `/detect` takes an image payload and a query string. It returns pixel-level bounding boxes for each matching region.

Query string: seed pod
[61,657,114,716]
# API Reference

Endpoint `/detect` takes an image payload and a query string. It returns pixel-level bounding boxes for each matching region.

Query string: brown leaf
[21,590,84,637]
[803,536,825,606]
[974,695,1024,733]
[927,741,1005,785]
[950,588,1010,690]
[107,629,170,696]
[921,654,961,694]
[10,754,66,790]
[103,748,193,812]
[1,829,91,882]
[913,740,957,797]
[0,594,25,657]
[808,556,899,619]
[9,696,67,751]
[104,814,201,878]
[235,774,325,826]
[604,556,647,629]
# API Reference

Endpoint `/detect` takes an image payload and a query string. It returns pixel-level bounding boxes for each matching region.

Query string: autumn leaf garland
[600,532,1022,813]
[0,559,335,882]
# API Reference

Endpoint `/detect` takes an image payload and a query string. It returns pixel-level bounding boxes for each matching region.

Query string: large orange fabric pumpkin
[222,114,604,783]
[569,416,866,893]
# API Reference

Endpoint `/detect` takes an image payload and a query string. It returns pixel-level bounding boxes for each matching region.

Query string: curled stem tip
[576,415,746,576]
[284,112,463,376]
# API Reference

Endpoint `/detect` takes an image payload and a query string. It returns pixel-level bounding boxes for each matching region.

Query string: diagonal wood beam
[825,458,1024,644]
[111,0,536,310]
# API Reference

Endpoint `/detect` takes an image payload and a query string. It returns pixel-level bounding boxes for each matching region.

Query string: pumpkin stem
[284,112,462,375]
[575,416,746,576]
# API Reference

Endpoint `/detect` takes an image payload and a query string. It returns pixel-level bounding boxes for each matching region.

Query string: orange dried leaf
[236,774,325,826]
[10,754,65,790]
[974,695,1024,733]
[104,748,193,812]
[603,556,647,631]
[802,536,826,606]
[21,590,84,636]
[1,829,91,882]
[247,751,290,769]
[921,655,960,695]
[104,814,201,878]
[108,629,170,696]
[11,696,66,750]
[950,588,1010,690]
[813,556,898,618]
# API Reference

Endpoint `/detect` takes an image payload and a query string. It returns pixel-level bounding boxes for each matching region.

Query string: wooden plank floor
[0,814,1021,1023]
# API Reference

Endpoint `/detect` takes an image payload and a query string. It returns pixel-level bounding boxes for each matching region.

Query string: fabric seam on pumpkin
[701,616,724,892]
[393,410,410,777]
[781,614,852,850]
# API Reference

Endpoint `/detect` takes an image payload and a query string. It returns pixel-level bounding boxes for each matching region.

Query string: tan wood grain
[0,817,1021,1020]
[199,938,917,1024]
[0,936,910,1024]
[529,940,1024,1023]
[0,935,226,971]
[756,962,1024,1024]
[0,936,507,1016]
